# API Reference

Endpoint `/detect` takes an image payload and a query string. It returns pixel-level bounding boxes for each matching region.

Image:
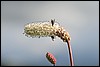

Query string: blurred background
[1,1,99,66]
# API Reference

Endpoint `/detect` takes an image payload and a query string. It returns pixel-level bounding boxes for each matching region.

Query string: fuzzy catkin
[23,20,71,42]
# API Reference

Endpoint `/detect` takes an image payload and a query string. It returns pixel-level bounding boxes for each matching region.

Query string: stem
[53,64,55,66]
[67,41,74,66]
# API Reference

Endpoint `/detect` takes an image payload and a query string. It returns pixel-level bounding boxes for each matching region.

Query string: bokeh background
[1,1,99,66]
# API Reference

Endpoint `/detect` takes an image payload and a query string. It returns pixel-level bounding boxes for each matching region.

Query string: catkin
[23,20,71,42]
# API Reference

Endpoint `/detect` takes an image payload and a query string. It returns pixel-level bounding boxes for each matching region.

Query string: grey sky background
[1,1,99,66]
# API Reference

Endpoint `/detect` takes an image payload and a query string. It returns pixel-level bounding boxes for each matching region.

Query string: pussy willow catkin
[23,20,71,42]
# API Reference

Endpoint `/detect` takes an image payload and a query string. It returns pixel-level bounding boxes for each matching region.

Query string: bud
[46,52,56,65]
